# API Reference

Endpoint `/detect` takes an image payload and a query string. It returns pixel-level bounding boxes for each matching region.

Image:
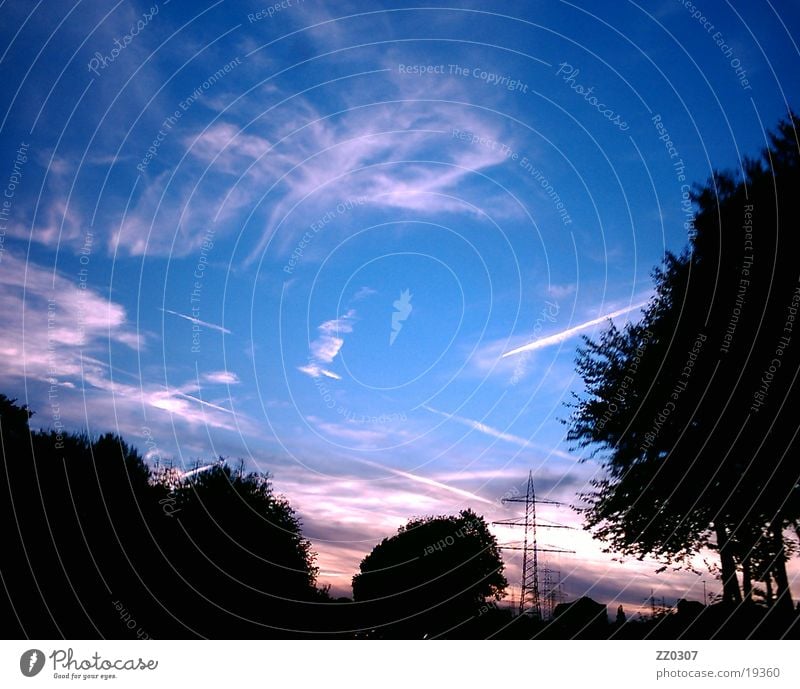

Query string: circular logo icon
[20,649,45,677]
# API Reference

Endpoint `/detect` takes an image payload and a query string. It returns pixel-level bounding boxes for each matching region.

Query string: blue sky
[1,0,799,609]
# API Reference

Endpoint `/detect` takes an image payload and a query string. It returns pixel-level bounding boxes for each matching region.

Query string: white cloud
[4,197,85,248]
[180,97,514,263]
[0,253,139,384]
[297,309,357,380]
[0,252,255,439]
[202,370,240,385]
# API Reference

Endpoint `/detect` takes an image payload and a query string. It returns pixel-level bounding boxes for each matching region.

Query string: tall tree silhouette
[565,114,800,617]
[352,509,506,638]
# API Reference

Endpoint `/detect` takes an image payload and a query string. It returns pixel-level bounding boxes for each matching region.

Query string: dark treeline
[0,395,513,639]
[0,395,326,639]
[2,392,798,640]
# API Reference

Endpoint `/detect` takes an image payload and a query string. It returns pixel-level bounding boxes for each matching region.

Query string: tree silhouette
[0,395,323,638]
[156,462,321,637]
[352,509,507,638]
[565,114,800,621]
[0,396,161,637]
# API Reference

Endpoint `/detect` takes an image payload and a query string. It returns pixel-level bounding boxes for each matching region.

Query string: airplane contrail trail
[422,404,531,449]
[161,308,232,334]
[355,457,495,506]
[501,301,648,358]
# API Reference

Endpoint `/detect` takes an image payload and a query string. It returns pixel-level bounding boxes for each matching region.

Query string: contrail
[355,457,495,506]
[501,301,648,358]
[175,391,234,414]
[161,308,232,334]
[422,404,531,449]
[422,404,577,461]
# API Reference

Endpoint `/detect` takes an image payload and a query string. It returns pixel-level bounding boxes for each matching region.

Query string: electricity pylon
[493,471,574,618]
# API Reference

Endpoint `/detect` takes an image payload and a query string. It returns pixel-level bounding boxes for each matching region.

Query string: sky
[1,0,799,613]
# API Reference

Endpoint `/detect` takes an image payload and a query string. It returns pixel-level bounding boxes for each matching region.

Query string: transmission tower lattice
[541,567,566,619]
[493,471,574,619]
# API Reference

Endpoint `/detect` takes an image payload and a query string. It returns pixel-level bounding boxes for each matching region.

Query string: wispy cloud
[352,286,377,301]
[0,252,139,385]
[180,96,514,263]
[502,302,648,358]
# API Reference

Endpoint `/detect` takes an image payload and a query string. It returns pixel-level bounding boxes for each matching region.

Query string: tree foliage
[352,509,506,638]
[0,395,321,638]
[565,114,800,612]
